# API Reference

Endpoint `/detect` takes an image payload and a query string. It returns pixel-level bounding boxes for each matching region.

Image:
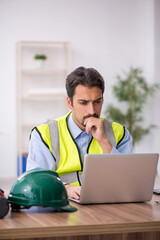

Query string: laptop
[69,153,159,204]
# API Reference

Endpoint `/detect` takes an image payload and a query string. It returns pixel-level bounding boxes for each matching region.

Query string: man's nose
[88,103,96,115]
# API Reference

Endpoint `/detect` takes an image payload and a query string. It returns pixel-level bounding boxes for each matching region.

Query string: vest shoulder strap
[34,121,60,170]
[103,119,117,147]
[103,119,125,147]
[47,120,60,167]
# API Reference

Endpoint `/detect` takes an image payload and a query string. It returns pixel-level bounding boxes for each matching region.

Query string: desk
[1,178,160,240]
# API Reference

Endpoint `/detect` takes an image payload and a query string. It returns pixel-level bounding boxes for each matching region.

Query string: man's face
[67,85,103,130]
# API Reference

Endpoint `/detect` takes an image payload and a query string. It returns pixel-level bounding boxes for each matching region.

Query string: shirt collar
[68,113,84,139]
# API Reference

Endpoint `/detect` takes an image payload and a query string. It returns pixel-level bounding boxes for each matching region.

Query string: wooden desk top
[1,177,160,239]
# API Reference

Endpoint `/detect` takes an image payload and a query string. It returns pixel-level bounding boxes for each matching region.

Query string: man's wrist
[99,138,112,153]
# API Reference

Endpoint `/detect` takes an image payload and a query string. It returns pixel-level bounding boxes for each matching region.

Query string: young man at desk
[27,67,132,200]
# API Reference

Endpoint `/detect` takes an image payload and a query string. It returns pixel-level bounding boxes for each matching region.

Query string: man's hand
[84,117,105,142]
[84,117,112,153]
[65,184,81,200]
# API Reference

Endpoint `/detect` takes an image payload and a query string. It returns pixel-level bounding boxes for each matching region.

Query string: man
[27,67,132,200]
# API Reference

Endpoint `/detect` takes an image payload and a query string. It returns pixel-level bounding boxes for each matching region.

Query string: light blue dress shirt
[26,114,132,171]
[67,115,92,163]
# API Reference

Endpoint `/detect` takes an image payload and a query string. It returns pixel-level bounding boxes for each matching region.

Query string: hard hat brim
[59,204,77,212]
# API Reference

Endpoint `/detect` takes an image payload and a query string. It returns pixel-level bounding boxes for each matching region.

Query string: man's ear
[67,97,73,110]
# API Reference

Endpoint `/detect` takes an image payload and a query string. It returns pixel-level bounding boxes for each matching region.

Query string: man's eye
[95,100,102,104]
[80,102,87,105]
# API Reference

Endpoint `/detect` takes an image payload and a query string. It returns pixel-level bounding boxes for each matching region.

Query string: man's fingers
[72,192,80,200]
[65,185,81,200]
[84,118,98,134]
[76,187,81,197]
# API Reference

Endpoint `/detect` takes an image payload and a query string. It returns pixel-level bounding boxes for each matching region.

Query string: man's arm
[26,130,55,171]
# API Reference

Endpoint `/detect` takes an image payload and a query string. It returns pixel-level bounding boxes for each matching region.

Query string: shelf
[18,68,68,75]
[21,120,56,128]
[20,41,70,46]
[0,132,10,136]
[18,149,29,154]
[20,123,41,128]
[22,96,66,101]
[27,88,66,97]
[16,41,71,175]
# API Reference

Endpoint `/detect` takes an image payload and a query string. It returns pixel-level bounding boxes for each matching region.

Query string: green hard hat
[8,169,77,212]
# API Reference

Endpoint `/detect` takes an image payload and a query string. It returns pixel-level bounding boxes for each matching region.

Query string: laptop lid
[72,153,159,204]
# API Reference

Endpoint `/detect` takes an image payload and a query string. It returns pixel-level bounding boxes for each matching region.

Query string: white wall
[0,0,159,177]
[153,0,160,173]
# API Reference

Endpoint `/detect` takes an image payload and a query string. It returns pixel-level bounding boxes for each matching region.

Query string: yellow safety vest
[34,112,125,185]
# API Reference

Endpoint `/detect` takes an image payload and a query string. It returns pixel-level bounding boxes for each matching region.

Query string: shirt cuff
[111,146,120,154]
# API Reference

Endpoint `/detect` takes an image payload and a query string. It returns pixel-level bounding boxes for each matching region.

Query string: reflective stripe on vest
[35,112,125,186]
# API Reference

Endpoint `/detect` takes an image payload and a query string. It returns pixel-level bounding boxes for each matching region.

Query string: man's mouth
[82,114,99,127]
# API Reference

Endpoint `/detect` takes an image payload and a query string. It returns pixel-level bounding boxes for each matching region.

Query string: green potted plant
[105,67,160,147]
[34,54,47,68]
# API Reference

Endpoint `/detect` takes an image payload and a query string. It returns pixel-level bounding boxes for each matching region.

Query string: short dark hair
[66,67,105,101]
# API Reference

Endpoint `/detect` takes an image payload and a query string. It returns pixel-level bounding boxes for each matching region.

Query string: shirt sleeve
[111,128,132,154]
[26,129,55,171]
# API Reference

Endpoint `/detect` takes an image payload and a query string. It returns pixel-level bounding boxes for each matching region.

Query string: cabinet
[16,41,71,175]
